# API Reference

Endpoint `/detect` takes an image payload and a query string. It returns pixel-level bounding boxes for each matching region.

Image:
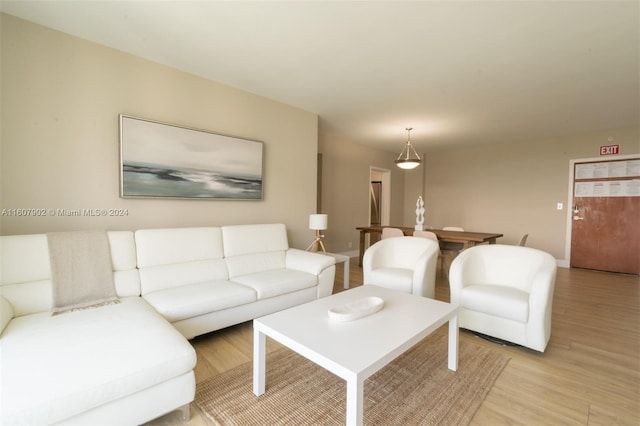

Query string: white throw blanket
[47,230,119,315]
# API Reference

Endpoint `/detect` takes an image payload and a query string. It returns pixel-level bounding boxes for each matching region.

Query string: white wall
[0,14,319,248]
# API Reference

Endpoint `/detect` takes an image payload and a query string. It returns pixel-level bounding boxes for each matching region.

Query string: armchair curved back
[450,244,556,295]
[449,244,557,352]
[363,236,440,298]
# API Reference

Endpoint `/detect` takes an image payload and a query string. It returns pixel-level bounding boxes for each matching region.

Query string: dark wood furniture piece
[356,226,503,266]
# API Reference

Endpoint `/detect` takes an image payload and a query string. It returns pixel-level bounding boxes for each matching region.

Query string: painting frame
[119,115,264,200]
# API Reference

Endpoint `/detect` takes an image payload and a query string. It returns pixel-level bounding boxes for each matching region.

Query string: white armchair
[363,236,440,298]
[449,244,557,352]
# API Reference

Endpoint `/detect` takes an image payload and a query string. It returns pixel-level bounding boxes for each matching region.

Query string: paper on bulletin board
[575,160,640,179]
[575,179,640,197]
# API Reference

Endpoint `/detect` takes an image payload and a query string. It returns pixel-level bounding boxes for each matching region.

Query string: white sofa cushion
[0,234,53,316]
[285,249,336,275]
[135,228,228,294]
[0,234,51,286]
[108,231,141,297]
[0,280,51,319]
[231,269,317,300]
[143,281,257,322]
[225,251,286,278]
[222,224,296,280]
[0,296,12,335]
[221,224,289,257]
[0,298,196,425]
[139,259,229,294]
[0,232,141,316]
[460,284,529,323]
[108,231,137,271]
[135,227,223,267]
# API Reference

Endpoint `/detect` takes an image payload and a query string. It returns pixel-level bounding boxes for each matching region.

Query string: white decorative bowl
[328,296,385,322]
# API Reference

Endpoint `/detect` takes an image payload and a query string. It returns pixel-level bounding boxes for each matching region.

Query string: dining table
[355,225,503,266]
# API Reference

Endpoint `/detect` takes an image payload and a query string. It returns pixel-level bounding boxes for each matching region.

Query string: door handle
[573,215,584,221]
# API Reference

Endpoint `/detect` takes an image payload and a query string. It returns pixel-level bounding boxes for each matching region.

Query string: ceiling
[2,1,638,153]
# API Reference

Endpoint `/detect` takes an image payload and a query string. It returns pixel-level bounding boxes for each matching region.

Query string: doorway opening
[369,167,391,246]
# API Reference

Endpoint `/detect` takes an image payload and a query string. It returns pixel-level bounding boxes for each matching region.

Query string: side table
[324,252,350,289]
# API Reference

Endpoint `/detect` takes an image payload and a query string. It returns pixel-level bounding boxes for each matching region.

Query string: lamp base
[306,230,326,254]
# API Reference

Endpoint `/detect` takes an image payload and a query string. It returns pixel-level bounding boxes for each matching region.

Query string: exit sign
[600,144,619,155]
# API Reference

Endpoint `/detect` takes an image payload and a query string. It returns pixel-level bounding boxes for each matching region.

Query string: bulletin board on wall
[574,158,640,197]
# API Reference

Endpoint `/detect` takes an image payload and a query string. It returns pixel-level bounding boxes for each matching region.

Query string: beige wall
[422,128,639,260]
[321,126,638,261]
[318,133,405,254]
[3,14,638,261]
[0,14,319,249]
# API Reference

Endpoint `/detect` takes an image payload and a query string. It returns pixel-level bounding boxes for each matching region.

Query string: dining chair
[518,233,529,246]
[381,227,404,239]
[413,230,438,241]
[439,226,465,278]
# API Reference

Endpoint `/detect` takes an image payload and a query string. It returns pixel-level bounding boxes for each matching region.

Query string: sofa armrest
[1,296,14,336]
[285,249,335,275]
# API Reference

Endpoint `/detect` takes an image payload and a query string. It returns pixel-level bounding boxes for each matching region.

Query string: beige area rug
[195,328,509,425]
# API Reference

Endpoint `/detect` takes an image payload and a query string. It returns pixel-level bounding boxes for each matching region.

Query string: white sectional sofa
[136,224,336,339]
[0,224,336,425]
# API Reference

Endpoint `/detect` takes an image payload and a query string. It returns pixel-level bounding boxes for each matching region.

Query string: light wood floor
[149,260,639,425]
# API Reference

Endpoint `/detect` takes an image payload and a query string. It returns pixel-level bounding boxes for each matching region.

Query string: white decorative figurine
[415,196,425,231]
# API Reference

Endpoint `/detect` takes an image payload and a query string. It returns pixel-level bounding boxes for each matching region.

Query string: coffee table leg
[253,327,266,395]
[346,377,364,426]
[343,258,350,289]
[448,313,459,371]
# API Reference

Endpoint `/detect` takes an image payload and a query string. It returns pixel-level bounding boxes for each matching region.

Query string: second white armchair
[363,236,440,298]
[449,244,557,352]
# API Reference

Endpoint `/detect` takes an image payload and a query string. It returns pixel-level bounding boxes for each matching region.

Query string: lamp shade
[309,214,328,230]
[395,127,422,170]
[395,159,421,169]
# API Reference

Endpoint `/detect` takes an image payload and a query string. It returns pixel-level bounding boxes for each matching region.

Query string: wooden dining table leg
[359,230,366,267]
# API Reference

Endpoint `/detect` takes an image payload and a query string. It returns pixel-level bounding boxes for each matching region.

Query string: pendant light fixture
[394,127,422,170]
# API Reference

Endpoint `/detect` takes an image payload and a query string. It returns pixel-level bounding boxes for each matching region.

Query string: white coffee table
[253,285,458,426]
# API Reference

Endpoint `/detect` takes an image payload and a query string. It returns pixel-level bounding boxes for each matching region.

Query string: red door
[570,158,640,275]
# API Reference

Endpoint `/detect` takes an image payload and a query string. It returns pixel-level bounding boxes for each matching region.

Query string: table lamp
[306,214,328,254]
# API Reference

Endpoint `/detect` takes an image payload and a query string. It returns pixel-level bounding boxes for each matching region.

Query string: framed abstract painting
[119,115,263,200]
